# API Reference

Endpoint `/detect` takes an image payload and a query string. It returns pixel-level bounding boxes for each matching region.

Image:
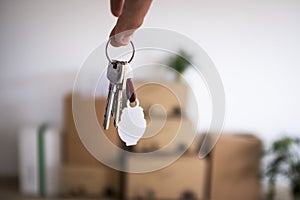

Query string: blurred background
[0,0,300,199]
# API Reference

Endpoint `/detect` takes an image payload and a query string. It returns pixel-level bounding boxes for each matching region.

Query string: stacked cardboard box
[133,81,197,153]
[123,82,211,199]
[133,118,196,153]
[125,155,210,200]
[135,81,188,117]
[210,134,262,200]
[63,81,209,199]
[62,164,120,198]
[62,94,121,198]
[64,94,122,165]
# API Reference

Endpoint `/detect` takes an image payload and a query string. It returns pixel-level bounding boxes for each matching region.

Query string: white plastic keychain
[118,99,146,146]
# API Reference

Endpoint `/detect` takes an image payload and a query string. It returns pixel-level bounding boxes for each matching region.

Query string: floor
[0,177,113,200]
[0,177,293,200]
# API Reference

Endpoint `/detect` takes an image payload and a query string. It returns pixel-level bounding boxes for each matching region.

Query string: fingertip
[110,35,131,47]
[110,37,121,47]
[110,0,124,17]
[109,25,134,47]
[111,9,121,17]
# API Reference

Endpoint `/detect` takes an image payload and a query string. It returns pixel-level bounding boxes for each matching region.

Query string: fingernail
[110,34,132,47]
[121,36,131,45]
[110,37,119,47]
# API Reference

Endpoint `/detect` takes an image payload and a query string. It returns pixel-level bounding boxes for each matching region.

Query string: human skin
[109,0,153,47]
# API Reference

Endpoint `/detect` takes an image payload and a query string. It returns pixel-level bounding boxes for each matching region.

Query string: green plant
[166,49,192,80]
[264,137,300,200]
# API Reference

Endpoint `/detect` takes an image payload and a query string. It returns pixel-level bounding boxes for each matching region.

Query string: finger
[110,28,135,47]
[110,0,125,17]
[110,0,152,47]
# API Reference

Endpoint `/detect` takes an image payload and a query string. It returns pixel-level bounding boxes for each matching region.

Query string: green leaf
[167,49,192,74]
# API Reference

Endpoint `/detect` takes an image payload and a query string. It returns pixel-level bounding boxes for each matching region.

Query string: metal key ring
[105,38,135,63]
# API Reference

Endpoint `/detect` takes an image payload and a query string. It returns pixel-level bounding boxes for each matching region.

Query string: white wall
[0,0,299,176]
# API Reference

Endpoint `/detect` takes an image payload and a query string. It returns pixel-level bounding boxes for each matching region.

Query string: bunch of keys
[103,39,146,146]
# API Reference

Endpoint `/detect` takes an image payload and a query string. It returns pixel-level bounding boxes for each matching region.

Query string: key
[103,61,124,130]
[103,84,115,130]
[103,38,136,131]
[111,62,124,122]
[114,61,129,127]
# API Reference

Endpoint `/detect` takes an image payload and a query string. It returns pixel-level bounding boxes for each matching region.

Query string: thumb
[110,28,135,47]
[109,0,152,47]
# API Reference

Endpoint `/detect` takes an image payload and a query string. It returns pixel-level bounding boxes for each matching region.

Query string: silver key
[111,61,125,125]
[103,84,115,130]
[114,62,129,127]
[113,85,122,127]
[103,61,124,130]
[107,61,125,84]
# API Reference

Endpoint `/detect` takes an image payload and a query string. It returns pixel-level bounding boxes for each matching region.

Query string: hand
[109,0,152,47]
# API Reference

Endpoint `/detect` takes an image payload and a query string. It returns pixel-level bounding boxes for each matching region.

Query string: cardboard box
[210,134,262,200]
[135,81,188,118]
[64,93,196,164]
[64,94,121,166]
[133,118,197,154]
[126,155,210,200]
[62,164,120,198]
[188,133,206,155]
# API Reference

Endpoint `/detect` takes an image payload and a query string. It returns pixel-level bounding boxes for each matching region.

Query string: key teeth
[103,125,108,130]
[103,101,110,130]
[103,113,109,130]
[103,86,114,130]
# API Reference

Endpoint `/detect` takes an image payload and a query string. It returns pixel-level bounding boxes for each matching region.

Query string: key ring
[105,38,135,63]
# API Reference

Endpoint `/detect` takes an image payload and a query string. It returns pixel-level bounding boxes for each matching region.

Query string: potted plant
[166,49,192,81]
[264,136,300,200]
